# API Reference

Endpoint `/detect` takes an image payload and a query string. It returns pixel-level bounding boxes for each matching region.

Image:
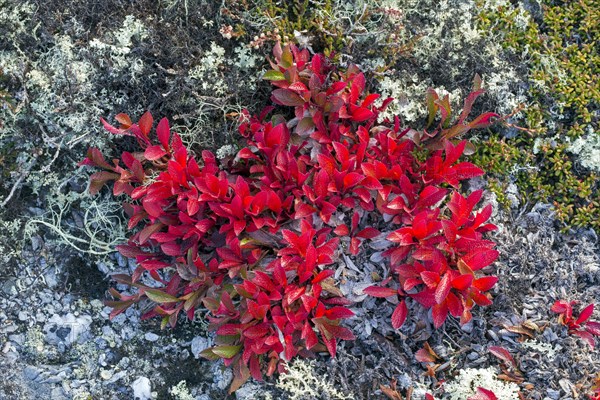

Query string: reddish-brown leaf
[272,89,305,106]
[363,286,398,298]
[138,111,154,136]
[391,300,408,329]
[488,346,516,368]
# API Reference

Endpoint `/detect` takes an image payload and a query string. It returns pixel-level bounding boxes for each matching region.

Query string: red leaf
[452,162,484,180]
[576,303,594,325]
[351,107,375,122]
[265,122,290,149]
[243,324,270,339]
[468,387,498,400]
[451,274,473,291]
[272,89,305,106]
[325,306,355,320]
[144,145,167,161]
[550,300,570,314]
[461,249,499,271]
[343,172,364,190]
[473,276,498,292]
[334,224,350,236]
[391,300,408,329]
[302,321,319,349]
[434,273,451,304]
[431,302,448,328]
[138,111,154,136]
[488,346,516,368]
[294,202,316,219]
[350,73,365,103]
[312,269,334,284]
[420,271,440,288]
[356,227,380,239]
[416,186,448,208]
[469,112,499,129]
[585,321,600,336]
[572,330,596,348]
[89,171,119,195]
[415,348,436,363]
[115,113,133,127]
[156,117,171,151]
[139,222,164,245]
[100,117,127,135]
[363,286,397,298]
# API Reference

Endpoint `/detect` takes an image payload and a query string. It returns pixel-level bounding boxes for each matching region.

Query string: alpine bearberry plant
[551,300,600,348]
[81,43,500,391]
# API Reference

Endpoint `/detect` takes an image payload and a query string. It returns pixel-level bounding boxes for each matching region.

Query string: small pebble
[144,332,159,342]
[100,369,113,380]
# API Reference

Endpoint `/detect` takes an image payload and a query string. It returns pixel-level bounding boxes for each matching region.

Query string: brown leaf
[380,384,403,400]
[503,324,535,338]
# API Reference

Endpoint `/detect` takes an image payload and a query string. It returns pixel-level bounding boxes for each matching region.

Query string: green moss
[474,0,600,231]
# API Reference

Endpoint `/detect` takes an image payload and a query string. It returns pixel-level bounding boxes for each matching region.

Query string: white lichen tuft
[169,381,195,400]
[216,144,237,159]
[188,42,228,95]
[568,133,600,173]
[378,73,429,122]
[276,359,353,400]
[89,15,148,73]
[444,367,520,400]
[234,45,260,70]
[521,340,559,361]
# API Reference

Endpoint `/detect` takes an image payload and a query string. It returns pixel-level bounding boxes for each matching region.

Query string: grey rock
[23,366,41,381]
[132,376,152,400]
[191,336,210,358]
[235,383,263,399]
[460,320,474,333]
[44,313,92,346]
[212,363,233,390]
[50,386,68,400]
[100,369,113,380]
[18,311,28,321]
[1,280,17,296]
[39,291,53,304]
[1,323,18,333]
[97,262,111,275]
[546,389,561,400]
[144,332,159,342]
[106,370,127,384]
[8,334,24,345]
[115,252,127,267]
[31,235,44,251]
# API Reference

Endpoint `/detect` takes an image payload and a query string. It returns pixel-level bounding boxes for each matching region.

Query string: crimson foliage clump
[81,43,500,391]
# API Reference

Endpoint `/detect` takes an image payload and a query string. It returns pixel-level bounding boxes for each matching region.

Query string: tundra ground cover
[0,1,598,399]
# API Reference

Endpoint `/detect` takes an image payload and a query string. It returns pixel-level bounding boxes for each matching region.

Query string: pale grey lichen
[88,15,148,73]
[521,340,559,361]
[188,42,229,96]
[444,367,520,400]
[568,133,600,173]
[276,359,352,400]
[169,381,195,400]
[233,45,261,70]
[216,144,237,159]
